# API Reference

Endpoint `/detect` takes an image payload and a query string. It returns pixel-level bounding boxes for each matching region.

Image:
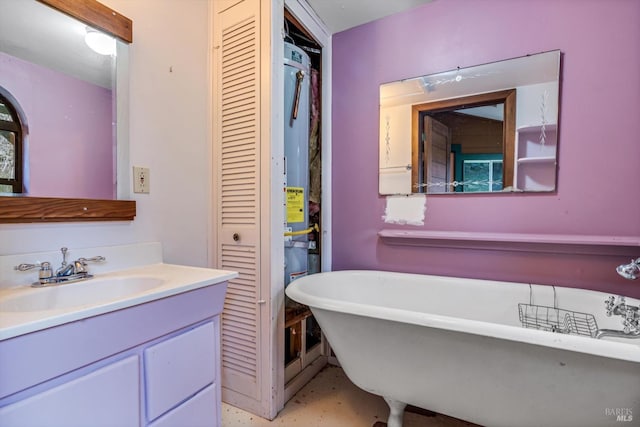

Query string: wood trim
[0,0,136,224]
[411,105,421,193]
[413,90,516,113]
[284,9,315,43]
[37,0,133,43]
[502,90,516,188]
[0,197,136,223]
[412,89,517,192]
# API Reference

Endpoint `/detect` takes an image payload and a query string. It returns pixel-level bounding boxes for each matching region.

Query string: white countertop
[0,263,237,340]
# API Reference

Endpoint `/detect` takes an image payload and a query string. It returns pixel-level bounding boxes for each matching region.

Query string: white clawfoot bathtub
[285,270,640,427]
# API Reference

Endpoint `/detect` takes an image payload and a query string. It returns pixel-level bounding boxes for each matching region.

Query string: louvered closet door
[214,0,267,414]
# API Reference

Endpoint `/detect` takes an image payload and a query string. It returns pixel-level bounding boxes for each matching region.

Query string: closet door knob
[232,233,240,242]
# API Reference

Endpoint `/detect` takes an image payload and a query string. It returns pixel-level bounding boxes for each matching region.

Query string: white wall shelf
[514,123,558,191]
[517,156,556,164]
[378,229,640,255]
[517,123,557,133]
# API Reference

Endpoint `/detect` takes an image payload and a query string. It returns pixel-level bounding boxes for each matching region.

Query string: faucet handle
[15,262,43,271]
[80,256,106,263]
[15,261,53,279]
[605,295,616,316]
[622,313,637,334]
[74,256,106,273]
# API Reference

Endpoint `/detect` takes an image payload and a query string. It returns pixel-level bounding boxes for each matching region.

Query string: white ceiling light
[85,28,116,56]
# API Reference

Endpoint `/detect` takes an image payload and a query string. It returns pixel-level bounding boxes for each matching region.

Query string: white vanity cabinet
[0,283,227,427]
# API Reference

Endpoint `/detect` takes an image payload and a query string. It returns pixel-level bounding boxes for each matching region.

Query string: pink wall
[0,52,114,199]
[331,0,640,298]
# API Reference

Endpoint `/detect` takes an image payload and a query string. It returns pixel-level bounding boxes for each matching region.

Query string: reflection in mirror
[412,89,515,193]
[379,50,561,195]
[0,0,126,200]
[0,0,135,223]
[0,92,23,193]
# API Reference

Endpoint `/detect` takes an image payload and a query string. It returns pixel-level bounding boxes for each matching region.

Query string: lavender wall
[0,52,114,199]
[331,0,640,298]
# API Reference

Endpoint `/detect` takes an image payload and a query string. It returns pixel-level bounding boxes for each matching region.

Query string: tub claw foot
[383,397,406,427]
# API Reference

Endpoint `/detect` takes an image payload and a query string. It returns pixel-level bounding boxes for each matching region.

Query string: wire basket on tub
[518,303,599,338]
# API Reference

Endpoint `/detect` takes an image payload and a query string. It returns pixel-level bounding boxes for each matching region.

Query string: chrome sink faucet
[14,247,106,287]
[596,296,640,339]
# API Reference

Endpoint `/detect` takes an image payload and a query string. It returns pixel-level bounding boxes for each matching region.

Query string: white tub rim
[285,270,640,363]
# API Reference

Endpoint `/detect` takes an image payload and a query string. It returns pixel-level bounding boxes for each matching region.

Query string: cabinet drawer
[148,384,218,427]
[0,356,139,427]
[144,321,216,421]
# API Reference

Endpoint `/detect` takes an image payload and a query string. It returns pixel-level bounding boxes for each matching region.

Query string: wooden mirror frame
[411,89,516,193]
[0,0,135,223]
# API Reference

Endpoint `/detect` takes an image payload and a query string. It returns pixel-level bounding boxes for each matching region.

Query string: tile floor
[222,366,476,427]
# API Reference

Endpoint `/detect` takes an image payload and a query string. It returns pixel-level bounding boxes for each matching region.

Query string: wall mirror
[0,0,135,222]
[379,50,561,195]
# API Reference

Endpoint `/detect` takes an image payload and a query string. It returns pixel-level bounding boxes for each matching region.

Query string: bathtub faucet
[616,257,640,280]
[597,296,640,339]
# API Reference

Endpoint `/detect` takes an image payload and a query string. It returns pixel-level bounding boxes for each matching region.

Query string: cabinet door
[0,356,139,427]
[144,321,216,422]
[148,384,217,427]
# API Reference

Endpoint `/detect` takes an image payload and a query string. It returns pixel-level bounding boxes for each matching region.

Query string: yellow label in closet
[286,187,305,223]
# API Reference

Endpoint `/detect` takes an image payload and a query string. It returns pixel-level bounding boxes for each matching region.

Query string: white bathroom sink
[0,276,164,313]
[0,260,238,341]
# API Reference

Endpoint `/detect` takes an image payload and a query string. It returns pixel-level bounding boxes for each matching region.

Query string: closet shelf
[378,229,640,255]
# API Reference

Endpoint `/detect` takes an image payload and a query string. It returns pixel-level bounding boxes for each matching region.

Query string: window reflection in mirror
[379,50,560,195]
[0,93,23,193]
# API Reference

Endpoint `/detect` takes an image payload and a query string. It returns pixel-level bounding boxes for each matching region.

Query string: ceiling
[0,0,435,89]
[305,0,433,34]
[0,0,114,88]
